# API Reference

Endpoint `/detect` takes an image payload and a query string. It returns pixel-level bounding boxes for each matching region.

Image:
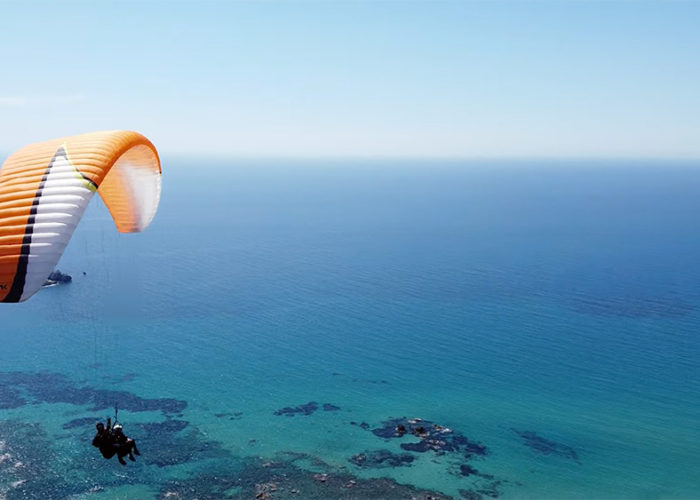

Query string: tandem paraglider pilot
[92,417,141,465]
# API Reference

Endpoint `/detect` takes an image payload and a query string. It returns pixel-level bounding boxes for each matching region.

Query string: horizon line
[157,153,700,162]
[2,150,699,165]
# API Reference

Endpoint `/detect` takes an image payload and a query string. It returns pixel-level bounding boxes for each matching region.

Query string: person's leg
[129,438,140,456]
[121,438,135,460]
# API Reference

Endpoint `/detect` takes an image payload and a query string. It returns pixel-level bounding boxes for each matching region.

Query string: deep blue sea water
[1,160,699,499]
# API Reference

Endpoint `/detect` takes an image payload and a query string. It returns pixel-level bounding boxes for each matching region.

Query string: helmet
[113,424,123,431]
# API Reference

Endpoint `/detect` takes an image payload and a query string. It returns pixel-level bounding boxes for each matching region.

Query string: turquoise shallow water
[1,160,699,499]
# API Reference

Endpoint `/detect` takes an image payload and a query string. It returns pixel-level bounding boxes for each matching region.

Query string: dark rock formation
[274,401,318,416]
[512,428,581,464]
[349,449,415,468]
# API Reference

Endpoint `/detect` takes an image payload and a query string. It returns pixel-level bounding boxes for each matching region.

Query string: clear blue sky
[1,1,698,158]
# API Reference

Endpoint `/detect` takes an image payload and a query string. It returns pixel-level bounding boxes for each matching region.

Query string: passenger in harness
[92,414,141,465]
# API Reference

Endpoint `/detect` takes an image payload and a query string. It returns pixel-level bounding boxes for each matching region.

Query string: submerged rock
[350,421,370,430]
[273,401,341,416]
[457,463,493,479]
[349,449,414,468]
[371,417,487,457]
[0,385,25,410]
[274,401,318,416]
[0,371,186,416]
[135,418,230,468]
[512,429,581,464]
[214,411,243,420]
[62,417,100,430]
[157,452,451,499]
[460,490,484,500]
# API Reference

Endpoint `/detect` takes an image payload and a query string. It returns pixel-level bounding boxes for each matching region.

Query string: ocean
[1,159,699,499]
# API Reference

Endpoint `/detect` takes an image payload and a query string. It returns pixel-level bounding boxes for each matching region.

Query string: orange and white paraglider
[0,131,161,302]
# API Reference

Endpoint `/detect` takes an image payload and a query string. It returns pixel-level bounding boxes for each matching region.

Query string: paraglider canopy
[0,130,161,303]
